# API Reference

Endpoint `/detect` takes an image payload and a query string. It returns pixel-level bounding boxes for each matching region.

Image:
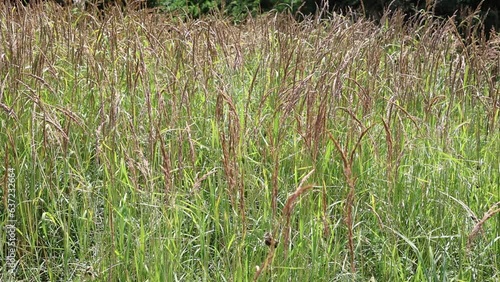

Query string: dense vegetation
[1,2,499,281]
[155,0,500,36]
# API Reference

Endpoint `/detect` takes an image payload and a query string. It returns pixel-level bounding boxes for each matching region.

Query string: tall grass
[1,2,498,281]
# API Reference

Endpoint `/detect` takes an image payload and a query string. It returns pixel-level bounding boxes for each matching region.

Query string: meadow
[0,2,499,281]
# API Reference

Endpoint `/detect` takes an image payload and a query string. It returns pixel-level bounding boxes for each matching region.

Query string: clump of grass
[0,2,498,281]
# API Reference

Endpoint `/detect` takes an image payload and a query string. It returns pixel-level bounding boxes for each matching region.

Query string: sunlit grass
[0,2,498,281]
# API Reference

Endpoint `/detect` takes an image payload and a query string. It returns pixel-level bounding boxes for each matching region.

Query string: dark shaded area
[8,0,499,35]
[298,0,499,35]
[8,0,71,5]
[8,0,152,9]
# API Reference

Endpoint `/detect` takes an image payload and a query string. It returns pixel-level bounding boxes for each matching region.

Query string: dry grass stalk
[157,127,172,200]
[328,132,356,272]
[467,201,500,250]
[271,144,280,220]
[253,236,277,281]
[328,125,371,273]
[191,168,218,193]
[322,181,330,238]
[282,170,314,258]
[215,82,246,233]
[0,102,17,121]
[381,118,394,186]
[254,173,315,279]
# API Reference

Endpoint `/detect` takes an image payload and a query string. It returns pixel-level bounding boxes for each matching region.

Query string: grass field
[0,2,499,281]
